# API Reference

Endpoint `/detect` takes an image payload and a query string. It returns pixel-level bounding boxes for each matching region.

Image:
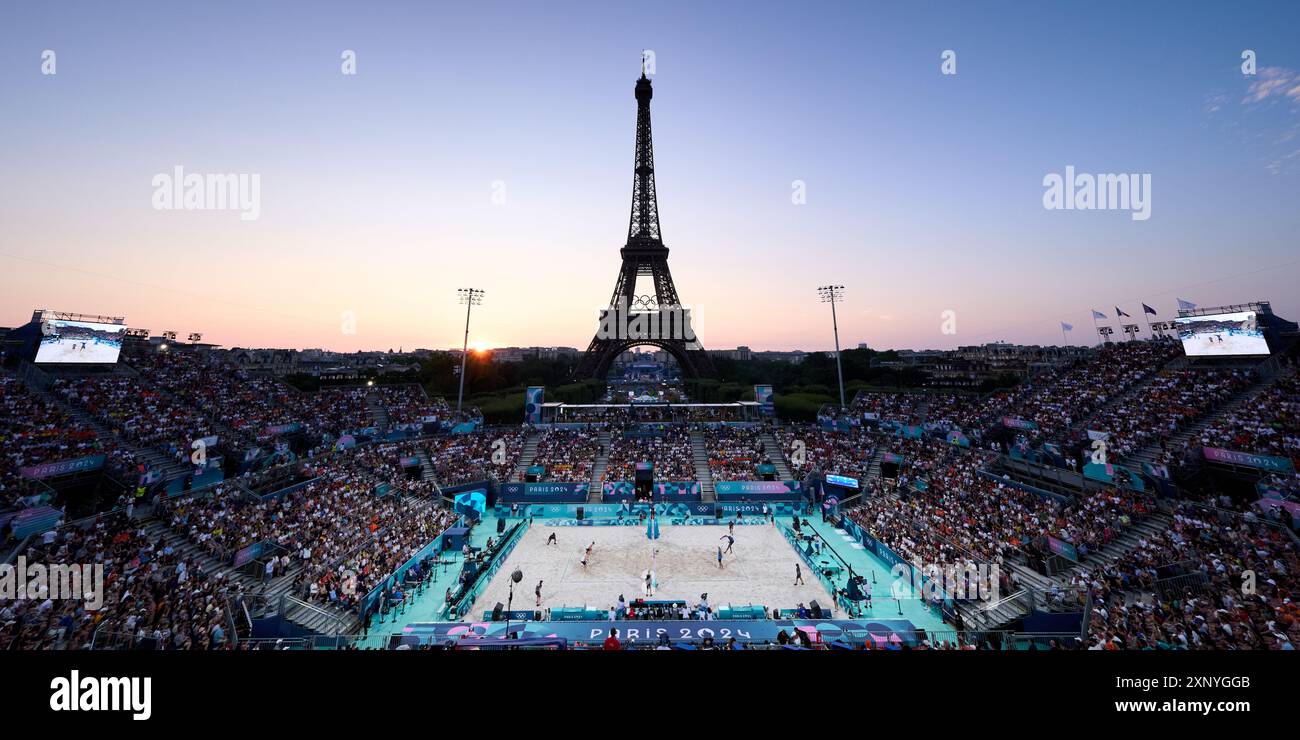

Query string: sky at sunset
[2,1,1298,353]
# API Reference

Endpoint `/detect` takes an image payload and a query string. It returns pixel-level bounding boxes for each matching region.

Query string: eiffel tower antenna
[574,64,714,380]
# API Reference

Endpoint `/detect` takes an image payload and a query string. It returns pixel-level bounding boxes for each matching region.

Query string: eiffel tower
[574,64,715,379]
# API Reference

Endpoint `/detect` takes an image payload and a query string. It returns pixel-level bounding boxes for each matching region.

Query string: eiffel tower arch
[574,67,716,380]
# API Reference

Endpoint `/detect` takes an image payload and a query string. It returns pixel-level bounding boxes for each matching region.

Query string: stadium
[4,301,1298,653]
[4,94,1298,651]
[2,1,1299,722]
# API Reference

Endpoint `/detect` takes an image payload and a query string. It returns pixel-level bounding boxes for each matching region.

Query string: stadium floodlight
[187,332,203,343]
[456,288,485,415]
[817,285,847,410]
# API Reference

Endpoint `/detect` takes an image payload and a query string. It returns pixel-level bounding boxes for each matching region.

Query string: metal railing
[1154,571,1212,600]
[279,594,349,636]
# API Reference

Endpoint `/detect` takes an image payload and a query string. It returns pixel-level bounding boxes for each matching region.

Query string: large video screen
[35,319,126,364]
[1175,311,1270,357]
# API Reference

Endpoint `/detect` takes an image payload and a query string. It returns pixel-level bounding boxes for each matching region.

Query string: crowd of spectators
[604,426,695,481]
[703,426,772,481]
[131,352,301,446]
[304,502,456,613]
[852,392,924,425]
[1051,486,1157,561]
[158,446,457,613]
[428,430,524,483]
[774,425,874,481]
[352,440,442,497]
[1075,503,1298,650]
[923,391,1007,434]
[54,375,216,465]
[1,375,111,508]
[1008,340,1180,444]
[853,438,1160,569]
[1,506,243,650]
[529,428,599,482]
[0,436,471,649]
[885,436,968,490]
[132,351,457,446]
[306,387,373,436]
[1089,368,1252,461]
[375,385,448,426]
[849,453,1055,568]
[1199,371,1299,464]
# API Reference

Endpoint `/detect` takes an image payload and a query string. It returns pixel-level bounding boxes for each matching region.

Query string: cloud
[1244,67,1300,105]
[1208,67,1300,174]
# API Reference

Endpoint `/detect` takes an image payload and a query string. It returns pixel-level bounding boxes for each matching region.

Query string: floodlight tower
[456,288,484,415]
[818,285,847,410]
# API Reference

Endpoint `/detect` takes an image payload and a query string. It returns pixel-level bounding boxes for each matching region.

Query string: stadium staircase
[139,519,302,605]
[689,428,715,502]
[414,448,438,484]
[364,389,390,434]
[1119,368,1282,470]
[865,448,884,482]
[914,396,932,425]
[511,428,541,482]
[1072,371,1165,440]
[760,430,795,480]
[275,494,446,637]
[588,429,611,501]
[280,595,359,637]
[944,508,1173,632]
[1072,511,1173,574]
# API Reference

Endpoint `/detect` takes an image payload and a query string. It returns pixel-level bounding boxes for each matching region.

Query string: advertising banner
[1045,535,1079,562]
[1082,462,1145,491]
[394,617,923,648]
[652,481,702,500]
[498,482,589,503]
[525,386,545,424]
[1254,498,1300,527]
[714,480,801,501]
[454,490,487,519]
[263,423,301,437]
[1202,447,1295,474]
[20,454,106,480]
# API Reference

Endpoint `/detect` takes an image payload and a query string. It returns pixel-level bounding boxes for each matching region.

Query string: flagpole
[1142,303,1158,339]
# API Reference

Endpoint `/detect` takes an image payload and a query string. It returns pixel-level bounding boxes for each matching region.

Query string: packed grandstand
[1,333,1297,651]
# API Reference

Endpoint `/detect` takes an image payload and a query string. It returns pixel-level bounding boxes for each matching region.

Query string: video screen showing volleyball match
[1175,311,1270,357]
[34,319,127,364]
